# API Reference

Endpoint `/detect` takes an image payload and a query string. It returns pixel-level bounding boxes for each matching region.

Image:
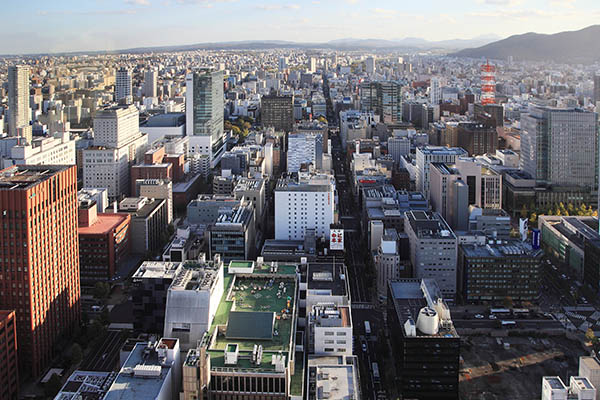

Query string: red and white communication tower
[481,61,496,105]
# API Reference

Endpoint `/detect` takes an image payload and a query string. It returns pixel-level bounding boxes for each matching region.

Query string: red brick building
[0,165,80,378]
[130,146,185,194]
[0,310,18,399]
[78,201,130,285]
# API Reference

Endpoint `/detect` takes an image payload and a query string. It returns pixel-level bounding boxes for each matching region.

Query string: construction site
[459,335,587,399]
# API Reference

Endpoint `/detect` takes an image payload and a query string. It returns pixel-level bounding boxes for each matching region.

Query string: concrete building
[54,370,116,400]
[388,135,411,166]
[366,56,376,75]
[373,228,409,301]
[429,163,469,231]
[8,65,32,141]
[119,197,168,254]
[233,177,267,231]
[309,304,352,356]
[387,279,459,399]
[1,131,76,168]
[208,203,256,262]
[78,200,130,286]
[144,68,158,98]
[416,146,468,201]
[181,261,301,399]
[339,110,375,149]
[306,356,360,400]
[0,165,80,377]
[79,188,110,213]
[430,77,441,105]
[261,95,294,132]
[360,81,402,124]
[458,240,543,303]
[0,310,18,399]
[455,157,502,210]
[83,105,148,201]
[275,172,336,241]
[163,258,224,351]
[468,208,511,239]
[287,132,324,172]
[521,106,598,189]
[140,113,186,145]
[115,66,133,103]
[187,195,241,225]
[185,69,225,167]
[579,356,600,400]
[456,122,497,156]
[404,211,458,298]
[105,338,181,400]
[541,376,596,400]
[132,261,182,333]
[136,179,174,224]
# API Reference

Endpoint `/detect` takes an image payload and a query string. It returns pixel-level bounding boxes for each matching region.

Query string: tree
[317,116,327,124]
[529,213,537,224]
[520,204,528,219]
[231,125,241,136]
[93,282,110,300]
[70,343,83,366]
[503,296,514,309]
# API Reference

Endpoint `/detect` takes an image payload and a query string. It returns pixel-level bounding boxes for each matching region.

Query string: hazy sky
[2,0,599,54]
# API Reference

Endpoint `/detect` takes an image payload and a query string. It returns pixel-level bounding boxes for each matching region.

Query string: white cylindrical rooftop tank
[416,307,439,335]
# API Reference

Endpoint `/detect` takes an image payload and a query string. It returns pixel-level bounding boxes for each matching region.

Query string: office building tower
[455,122,497,156]
[83,105,148,201]
[208,203,256,262]
[455,157,502,210]
[261,95,294,132]
[339,110,374,149]
[287,132,323,172]
[1,131,76,169]
[373,229,409,300]
[388,279,459,399]
[416,146,468,201]
[144,68,158,98]
[459,239,542,303]
[278,56,288,71]
[404,211,458,298]
[521,106,598,188]
[430,77,441,105]
[0,310,18,399]
[388,136,411,166]
[136,179,173,224]
[594,74,600,105]
[474,103,504,127]
[429,163,469,231]
[0,165,80,377]
[8,65,32,142]
[275,172,335,241]
[115,67,132,103]
[309,56,317,73]
[360,81,403,124]
[119,197,168,254]
[366,56,376,75]
[185,69,225,167]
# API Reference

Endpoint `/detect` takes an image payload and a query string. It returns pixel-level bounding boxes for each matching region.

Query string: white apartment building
[274,172,335,241]
[115,67,132,103]
[83,105,148,200]
[1,131,75,168]
[374,229,404,301]
[388,136,410,166]
[144,68,158,98]
[287,132,323,172]
[416,146,468,201]
[137,179,174,224]
[310,304,352,356]
[8,65,31,140]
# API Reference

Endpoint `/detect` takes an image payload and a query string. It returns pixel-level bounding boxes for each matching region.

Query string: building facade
[0,165,80,377]
[261,95,294,132]
[0,310,18,399]
[8,65,31,141]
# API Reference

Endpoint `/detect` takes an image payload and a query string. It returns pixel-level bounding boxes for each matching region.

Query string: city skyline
[3,0,600,54]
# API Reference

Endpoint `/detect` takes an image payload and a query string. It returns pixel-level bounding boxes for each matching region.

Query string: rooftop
[78,213,129,235]
[234,177,265,192]
[307,263,348,297]
[132,261,181,280]
[54,371,117,400]
[461,240,544,259]
[141,113,185,128]
[389,279,458,339]
[406,211,456,240]
[0,165,71,190]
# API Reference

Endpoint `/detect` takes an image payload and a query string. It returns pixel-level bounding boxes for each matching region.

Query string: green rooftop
[205,266,298,372]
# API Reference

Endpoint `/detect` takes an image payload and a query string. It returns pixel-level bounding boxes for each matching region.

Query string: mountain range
[452,25,600,63]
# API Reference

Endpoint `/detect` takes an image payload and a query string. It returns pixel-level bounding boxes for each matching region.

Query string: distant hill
[452,25,600,63]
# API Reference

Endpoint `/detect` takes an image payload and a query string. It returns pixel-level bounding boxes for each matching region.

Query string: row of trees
[225,116,253,138]
[521,202,598,224]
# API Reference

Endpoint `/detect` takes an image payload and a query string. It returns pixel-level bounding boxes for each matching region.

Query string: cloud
[475,0,522,6]
[125,0,150,5]
[256,4,300,10]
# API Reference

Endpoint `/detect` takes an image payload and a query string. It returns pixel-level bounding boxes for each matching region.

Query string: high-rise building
[404,211,458,298]
[388,136,411,166]
[287,132,324,172]
[594,73,600,105]
[144,68,158,98]
[416,146,468,201]
[0,165,80,377]
[360,81,403,124]
[456,121,497,156]
[261,95,294,132]
[185,69,225,168]
[275,172,335,241]
[309,56,317,73]
[430,77,441,105]
[83,105,148,201]
[278,56,288,71]
[115,67,132,103]
[0,310,18,399]
[366,56,376,75]
[521,106,598,189]
[8,65,32,142]
[387,279,459,399]
[429,163,469,231]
